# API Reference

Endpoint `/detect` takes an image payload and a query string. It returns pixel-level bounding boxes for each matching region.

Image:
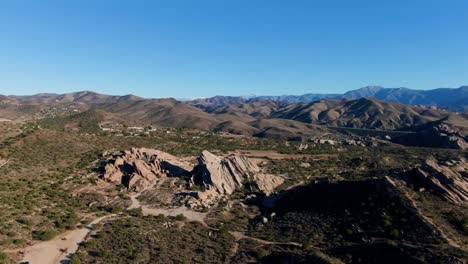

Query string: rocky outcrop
[102,148,191,191]
[392,122,468,150]
[402,158,468,204]
[433,123,468,150]
[101,148,283,206]
[192,150,284,196]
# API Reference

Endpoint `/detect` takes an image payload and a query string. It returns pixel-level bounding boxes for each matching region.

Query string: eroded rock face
[193,150,284,196]
[403,158,468,204]
[101,148,283,206]
[392,123,468,150]
[426,123,468,150]
[102,148,191,191]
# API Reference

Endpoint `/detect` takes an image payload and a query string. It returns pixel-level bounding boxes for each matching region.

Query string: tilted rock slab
[102,147,191,191]
[403,158,468,204]
[193,150,284,195]
[101,148,283,206]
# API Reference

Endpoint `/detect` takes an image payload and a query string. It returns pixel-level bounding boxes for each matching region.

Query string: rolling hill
[219,86,468,112]
[0,90,466,148]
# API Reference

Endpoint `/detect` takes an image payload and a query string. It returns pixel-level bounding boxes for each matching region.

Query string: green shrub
[0,252,7,262]
[70,254,82,264]
[13,238,26,245]
[127,207,143,217]
[32,229,57,241]
[16,217,31,225]
[175,214,186,221]
[155,214,166,221]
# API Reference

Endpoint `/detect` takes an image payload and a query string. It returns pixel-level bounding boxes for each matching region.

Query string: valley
[0,91,466,263]
[2,1,468,262]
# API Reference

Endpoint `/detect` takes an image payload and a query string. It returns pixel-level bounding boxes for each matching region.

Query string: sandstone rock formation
[102,148,191,191]
[392,122,468,150]
[403,158,468,204]
[192,150,284,196]
[433,123,468,150]
[101,148,283,206]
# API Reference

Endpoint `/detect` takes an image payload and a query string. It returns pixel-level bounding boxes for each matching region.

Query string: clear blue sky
[0,0,467,98]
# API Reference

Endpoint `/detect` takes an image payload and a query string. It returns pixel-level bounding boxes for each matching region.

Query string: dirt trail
[385,176,461,249]
[140,206,209,227]
[16,180,162,264]
[14,177,212,264]
[14,174,301,263]
[229,231,303,256]
[129,178,209,227]
[19,215,117,264]
[127,179,160,210]
[229,231,302,247]
[0,159,9,169]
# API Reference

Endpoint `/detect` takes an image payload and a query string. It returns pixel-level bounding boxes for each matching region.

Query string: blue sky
[0,0,467,98]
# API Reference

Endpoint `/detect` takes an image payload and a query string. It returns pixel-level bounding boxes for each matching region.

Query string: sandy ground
[17,178,209,264]
[141,206,208,227]
[129,184,209,227]
[17,183,149,264]
[14,151,308,263]
[19,215,116,264]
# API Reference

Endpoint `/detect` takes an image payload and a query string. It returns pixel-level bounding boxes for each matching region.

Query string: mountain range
[2,90,467,263]
[0,88,467,149]
[253,86,468,112]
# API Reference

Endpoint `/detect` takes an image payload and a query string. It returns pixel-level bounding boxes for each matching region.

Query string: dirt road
[17,178,209,264]
[19,215,116,264]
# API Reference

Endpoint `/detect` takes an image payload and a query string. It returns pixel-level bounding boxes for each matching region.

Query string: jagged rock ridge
[402,158,468,204]
[392,119,468,150]
[193,150,284,195]
[101,148,284,201]
[102,148,191,191]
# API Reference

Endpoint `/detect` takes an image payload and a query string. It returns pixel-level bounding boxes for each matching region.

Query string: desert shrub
[70,254,82,264]
[76,217,234,263]
[32,229,57,241]
[12,239,26,245]
[155,214,166,221]
[175,214,186,221]
[16,217,30,226]
[127,207,143,217]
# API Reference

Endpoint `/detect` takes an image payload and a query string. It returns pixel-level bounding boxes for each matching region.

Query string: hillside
[0,91,467,263]
[199,86,468,112]
[0,91,466,148]
[273,98,450,130]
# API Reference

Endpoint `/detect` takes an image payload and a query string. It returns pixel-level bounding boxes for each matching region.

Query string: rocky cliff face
[193,150,284,196]
[102,148,191,191]
[403,158,468,204]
